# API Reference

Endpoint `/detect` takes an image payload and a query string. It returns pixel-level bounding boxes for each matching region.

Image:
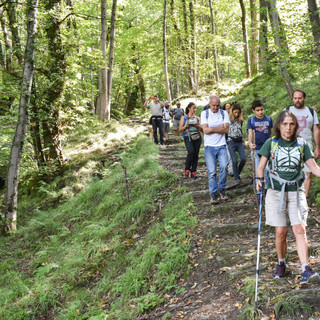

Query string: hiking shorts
[172,119,180,131]
[265,189,308,227]
[163,122,170,133]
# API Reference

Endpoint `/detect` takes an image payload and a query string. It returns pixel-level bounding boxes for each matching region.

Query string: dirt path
[140,130,320,320]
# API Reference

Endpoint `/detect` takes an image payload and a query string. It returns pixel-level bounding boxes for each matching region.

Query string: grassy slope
[0,135,197,319]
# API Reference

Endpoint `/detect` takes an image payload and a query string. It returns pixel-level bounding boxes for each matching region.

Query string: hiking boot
[274,261,286,279]
[210,193,219,205]
[235,178,242,185]
[191,171,197,179]
[185,170,190,178]
[219,189,228,201]
[300,266,320,284]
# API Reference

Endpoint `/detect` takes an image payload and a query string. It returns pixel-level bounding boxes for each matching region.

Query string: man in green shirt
[256,110,320,284]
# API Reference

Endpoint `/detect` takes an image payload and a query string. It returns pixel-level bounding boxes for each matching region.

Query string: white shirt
[201,109,230,147]
[147,103,162,116]
[163,108,171,122]
[287,106,319,147]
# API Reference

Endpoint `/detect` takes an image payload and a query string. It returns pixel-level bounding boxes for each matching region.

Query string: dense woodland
[1,0,320,318]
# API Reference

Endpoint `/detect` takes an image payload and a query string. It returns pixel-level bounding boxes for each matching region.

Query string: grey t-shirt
[147,103,162,116]
[173,108,184,120]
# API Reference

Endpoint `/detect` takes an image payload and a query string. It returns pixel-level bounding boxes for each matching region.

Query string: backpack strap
[251,117,255,129]
[308,107,315,123]
[220,109,225,121]
[206,108,209,120]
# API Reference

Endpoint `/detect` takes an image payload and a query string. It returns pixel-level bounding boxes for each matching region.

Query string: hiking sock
[302,263,309,273]
[278,258,286,264]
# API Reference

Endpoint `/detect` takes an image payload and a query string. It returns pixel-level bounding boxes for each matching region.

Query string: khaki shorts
[172,119,180,131]
[265,188,308,227]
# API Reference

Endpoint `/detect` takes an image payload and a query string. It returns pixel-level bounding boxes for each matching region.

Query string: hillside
[1,74,320,319]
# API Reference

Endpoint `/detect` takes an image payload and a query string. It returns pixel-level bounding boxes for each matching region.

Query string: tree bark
[189,0,198,93]
[105,0,117,121]
[163,0,172,102]
[5,0,38,231]
[5,0,23,65]
[307,0,320,77]
[96,0,108,121]
[0,9,12,70]
[259,0,271,73]
[41,0,65,165]
[209,0,219,83]
[250,0,259,75]
[267,0,293,97]
[239,0,251,78]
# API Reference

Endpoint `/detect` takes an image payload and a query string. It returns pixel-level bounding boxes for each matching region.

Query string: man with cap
[162,101,172,145]
[172,102,185,141]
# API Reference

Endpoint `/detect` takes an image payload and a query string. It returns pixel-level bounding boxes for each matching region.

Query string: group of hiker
[146,89,320,284]
[144,97,185,145]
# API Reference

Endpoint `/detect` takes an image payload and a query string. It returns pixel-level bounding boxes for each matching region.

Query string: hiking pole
[252,130,259,207]
[254,186,263,315]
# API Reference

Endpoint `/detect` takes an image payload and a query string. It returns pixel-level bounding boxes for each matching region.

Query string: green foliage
[0,136,197,319]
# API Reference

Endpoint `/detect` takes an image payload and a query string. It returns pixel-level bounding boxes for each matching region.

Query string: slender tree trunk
[239,0,251,78]
[5,0,38,231]
[5,0,23,65]
[189,0,198,93]
[163,0,172,102]
[307,0,320,77]
[138,72,146,106]
[90,65,95,113]
[209,0,219,83]
[267,0,293,97]
[96,0,107,121]
[105,0,117,121]
[250,0,259,74]
[259,0,271,73]
[0,9,12,70]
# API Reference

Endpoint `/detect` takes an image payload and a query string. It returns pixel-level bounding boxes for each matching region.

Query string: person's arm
[202,123,229,134]
[159,100,165,107]
[179,116,188,133]
[305,158,320,177]
[248,129,256,150]
[256,156,268,192]
[313,124,320,159]
[195,118,203,132]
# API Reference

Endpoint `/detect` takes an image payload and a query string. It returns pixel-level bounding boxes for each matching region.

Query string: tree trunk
[209,0,219,83]
[41,0,65,165]
[250,0,259,75]
[30,80,45,168]
[189,0,198,93]
[105,0,117,121]
[5,0,38,231]
[138,72,146,106]
[307,0,320,77]
[259,0,271,73]
[163,0,172,102]
[0,9,12,70]
[96,0,108,121]
[239,0,251,78]
[5,0,23,65]
[267,0,293,97]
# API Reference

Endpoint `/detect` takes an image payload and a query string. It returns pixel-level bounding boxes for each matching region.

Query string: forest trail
[138,129,320,320]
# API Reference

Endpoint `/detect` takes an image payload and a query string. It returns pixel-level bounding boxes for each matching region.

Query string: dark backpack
[286,106,315,122]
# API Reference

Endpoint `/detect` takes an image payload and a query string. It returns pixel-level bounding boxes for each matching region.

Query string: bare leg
[275,226,288,259]
[292,224,308,265]
[304,173,312,198]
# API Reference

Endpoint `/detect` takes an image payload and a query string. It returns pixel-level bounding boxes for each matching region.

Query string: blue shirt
[247,116,273,150]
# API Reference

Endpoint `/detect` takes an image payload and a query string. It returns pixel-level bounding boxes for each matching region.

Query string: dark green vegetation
[0,133,197,319]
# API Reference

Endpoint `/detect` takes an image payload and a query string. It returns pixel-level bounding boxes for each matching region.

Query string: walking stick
[254,186,263,314]
[252,130,258,207]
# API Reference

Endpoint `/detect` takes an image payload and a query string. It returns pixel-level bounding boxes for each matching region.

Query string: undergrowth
[0,136,198,319]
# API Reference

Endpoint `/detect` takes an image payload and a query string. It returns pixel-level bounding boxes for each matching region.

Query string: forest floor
[138,128,320,320]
